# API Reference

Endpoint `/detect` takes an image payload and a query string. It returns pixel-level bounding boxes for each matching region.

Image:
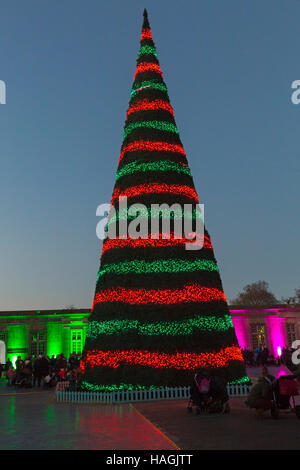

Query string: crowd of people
[241,346,295,369]
[245,366,277,417]
[245,365,300,418]
[0,353,82,390]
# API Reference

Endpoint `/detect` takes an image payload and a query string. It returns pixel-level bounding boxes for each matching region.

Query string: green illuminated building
[0,309,90,365]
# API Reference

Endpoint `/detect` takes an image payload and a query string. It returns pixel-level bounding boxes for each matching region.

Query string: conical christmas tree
[81,10,248,392]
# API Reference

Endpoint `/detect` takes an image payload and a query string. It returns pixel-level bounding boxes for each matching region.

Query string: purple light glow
[276,366,292,378]
[266,317,286,357]
[231,317,248,350]
[230,308,288,314]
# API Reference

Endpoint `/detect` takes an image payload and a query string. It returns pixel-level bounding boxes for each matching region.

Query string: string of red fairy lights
[111,183,199,206]
[118,140,186,164]
[102,234,213,254]
[141,28,153,41]
[134,62,163,80]
[81,345,243,371]
[126,99,174,118]
[92,284,226,309]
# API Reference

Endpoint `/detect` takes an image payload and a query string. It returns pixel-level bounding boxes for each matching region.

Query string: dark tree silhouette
[294,287,300,304]
[280,296,296,305]
[231,281,277,306]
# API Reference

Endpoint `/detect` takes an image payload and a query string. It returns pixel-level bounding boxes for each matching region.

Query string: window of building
[30,330,46,357]
[251,323,267,350]
[286,323,296,347]
[0,332,7,344]
[71,329,83,355]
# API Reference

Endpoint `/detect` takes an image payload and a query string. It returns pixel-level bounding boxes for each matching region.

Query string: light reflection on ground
[0,383,176,450]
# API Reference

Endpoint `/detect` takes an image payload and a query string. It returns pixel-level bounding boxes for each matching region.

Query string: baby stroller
[271,375,300,419]
[187,372,229,414]
[43,371,57,389]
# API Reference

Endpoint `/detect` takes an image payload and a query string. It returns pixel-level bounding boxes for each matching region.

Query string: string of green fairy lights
[81,375,250,392]
[137,45,157,58]
[116,160,191,181]
[87,314,234,339]
[123,120,179,141]
[130,80,168,97]
[97,258,218,280]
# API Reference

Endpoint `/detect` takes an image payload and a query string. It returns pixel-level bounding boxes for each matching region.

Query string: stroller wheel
[295,406,300,420]
[271,406,279,420]
[187,406,193,413]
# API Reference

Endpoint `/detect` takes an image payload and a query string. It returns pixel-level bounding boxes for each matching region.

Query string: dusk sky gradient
[1,0,299,310]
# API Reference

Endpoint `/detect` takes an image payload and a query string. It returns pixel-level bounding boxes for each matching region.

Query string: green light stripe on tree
[123,121,179,141]
[106,206,203,230]
[130,80,168,96]
[227,376,251,385]
[116,160,191,181]
[81,381,164,392]
[81,376,250,391]
[97,258,218,280]
[138,45,157,58]
[87,314,233,339]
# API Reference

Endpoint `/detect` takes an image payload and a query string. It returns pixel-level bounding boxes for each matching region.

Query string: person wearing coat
[33,355,49,387]
[245,367,275,417]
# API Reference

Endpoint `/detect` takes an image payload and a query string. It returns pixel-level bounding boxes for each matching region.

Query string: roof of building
[0,309,91,319]
[0,305,300,318]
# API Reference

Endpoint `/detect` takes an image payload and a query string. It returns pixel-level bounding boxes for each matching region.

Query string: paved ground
[1,375,300,450]
[0,382,177,450]
[135,398,300,450]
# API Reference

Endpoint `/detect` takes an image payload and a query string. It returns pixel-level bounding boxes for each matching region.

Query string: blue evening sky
[1,0,299,310]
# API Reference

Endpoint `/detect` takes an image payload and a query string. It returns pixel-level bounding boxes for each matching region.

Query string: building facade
[230,306,300,357]
[0,309,90,365]
[0,306,299,365]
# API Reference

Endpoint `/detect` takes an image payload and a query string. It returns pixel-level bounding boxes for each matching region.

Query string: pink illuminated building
[230,306,300,357]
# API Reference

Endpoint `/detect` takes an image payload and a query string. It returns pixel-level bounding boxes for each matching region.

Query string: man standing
[33,355,49,387]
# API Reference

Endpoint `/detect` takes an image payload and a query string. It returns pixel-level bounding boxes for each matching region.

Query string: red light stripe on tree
[141,28,153,41]
[119,141,185,164]
[134,62,163,80]
[93,284,226,306]
[82,345,244,370]
[111,183,199,205]
[127,99,174,118]
[102,234,213,254]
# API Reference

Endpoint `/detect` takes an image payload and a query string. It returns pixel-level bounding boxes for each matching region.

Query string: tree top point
[142,8,150,29]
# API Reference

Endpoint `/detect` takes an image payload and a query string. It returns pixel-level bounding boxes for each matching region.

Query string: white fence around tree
[55,383,250,404]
